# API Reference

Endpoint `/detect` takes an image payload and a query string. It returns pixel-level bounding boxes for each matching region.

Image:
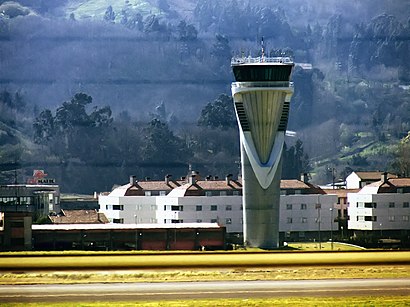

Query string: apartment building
[348,174,410,236]
[99,173,338,239]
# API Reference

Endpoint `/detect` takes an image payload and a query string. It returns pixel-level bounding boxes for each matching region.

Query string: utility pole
[330,208,334,250]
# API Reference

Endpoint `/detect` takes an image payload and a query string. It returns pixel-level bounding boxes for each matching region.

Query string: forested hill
[0,0,409,192]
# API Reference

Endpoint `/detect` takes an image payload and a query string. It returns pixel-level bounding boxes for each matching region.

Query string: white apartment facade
[99,174,338,236]
[348,177,410,233]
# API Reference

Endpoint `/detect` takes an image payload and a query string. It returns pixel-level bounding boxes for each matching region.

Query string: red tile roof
[355,172,397,180]
[49,210,109,224]
[323,189,360,197]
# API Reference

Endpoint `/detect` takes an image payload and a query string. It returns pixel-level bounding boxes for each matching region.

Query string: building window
[164,205,167,211]
[196,219,202,223]
[113,205,124,211]
[145,191,151,196]
[286,204,292,210]
[205,191,212,197]
[113,218,124,223]
[150,205,157,211]
[294,189,301,195]
[404,202,409,208]
[171,219,182,223]
[388,216,395,222]
[301,203,307,210]
[233,191,240,196]
[365,216,377,222]
[211,219,218,223]
[364,203,377,208]
[226,205,232,211]
[397,188,404,193]
[136,204,143,210]
[171,205,183,211]
[403,216,409,222]
[196,205,202,211]
[287,217,293,224]
[225,218,232,224]
[389,202,395,208]
[150,218,157,223]
[211,205,217,211]
[159,191,166,196]
[357,216,364,221]
[220,191,227,196]
[301,217,307,223]
[106,205,112,210]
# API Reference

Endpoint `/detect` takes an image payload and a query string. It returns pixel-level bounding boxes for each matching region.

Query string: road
[1,279,409,303]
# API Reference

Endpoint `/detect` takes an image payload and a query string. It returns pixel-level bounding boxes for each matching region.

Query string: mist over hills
[0,0,409,192]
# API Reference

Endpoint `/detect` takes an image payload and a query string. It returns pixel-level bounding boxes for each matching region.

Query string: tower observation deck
[231,55,294,248]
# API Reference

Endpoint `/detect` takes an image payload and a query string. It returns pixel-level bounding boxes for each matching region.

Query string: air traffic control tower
[231,54,294,248]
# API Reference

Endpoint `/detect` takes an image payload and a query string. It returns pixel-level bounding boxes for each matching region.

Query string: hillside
[0,0,409,191]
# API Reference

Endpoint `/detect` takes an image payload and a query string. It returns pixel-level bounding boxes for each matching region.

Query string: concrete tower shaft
[231,56,294,248]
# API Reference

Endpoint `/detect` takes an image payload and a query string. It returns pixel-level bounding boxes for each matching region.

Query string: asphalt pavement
[1,278,409,303]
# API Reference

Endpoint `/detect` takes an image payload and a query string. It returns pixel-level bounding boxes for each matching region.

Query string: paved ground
[1,278,409,303]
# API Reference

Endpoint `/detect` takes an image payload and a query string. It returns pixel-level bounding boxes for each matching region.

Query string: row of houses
[98,171,410,244]
[1,171,409,250]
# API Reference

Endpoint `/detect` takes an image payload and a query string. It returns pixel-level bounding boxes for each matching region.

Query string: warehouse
[32,223,226,251]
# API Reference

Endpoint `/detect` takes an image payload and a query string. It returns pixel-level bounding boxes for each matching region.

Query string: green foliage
[282,140,311,179]
[176,20,197,41]
[197,94,236,130]
[33,109,54,144]
[141,119,191,167]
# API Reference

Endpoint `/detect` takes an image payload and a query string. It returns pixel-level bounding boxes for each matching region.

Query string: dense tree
[282,140,311,179]
[33,109,54,144]
[141,119,190,166]
[176,20,198,41]
[394,132,410,177]
[197,94,236,129]
[103,6,115,23]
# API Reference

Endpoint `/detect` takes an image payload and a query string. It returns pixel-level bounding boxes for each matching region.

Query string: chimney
[206,175,212,181]
[130,175,137,186]
[188,174,197,185]
[225,174,233,185]
[301,173,309,183]
[165,174,171,185]
[381,172,388,183]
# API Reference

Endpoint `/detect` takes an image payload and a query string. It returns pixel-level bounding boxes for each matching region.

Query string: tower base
[241,145,282,249]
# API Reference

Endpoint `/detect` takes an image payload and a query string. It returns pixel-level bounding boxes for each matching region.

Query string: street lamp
[330,208,334,250]
[316,202,321,250]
